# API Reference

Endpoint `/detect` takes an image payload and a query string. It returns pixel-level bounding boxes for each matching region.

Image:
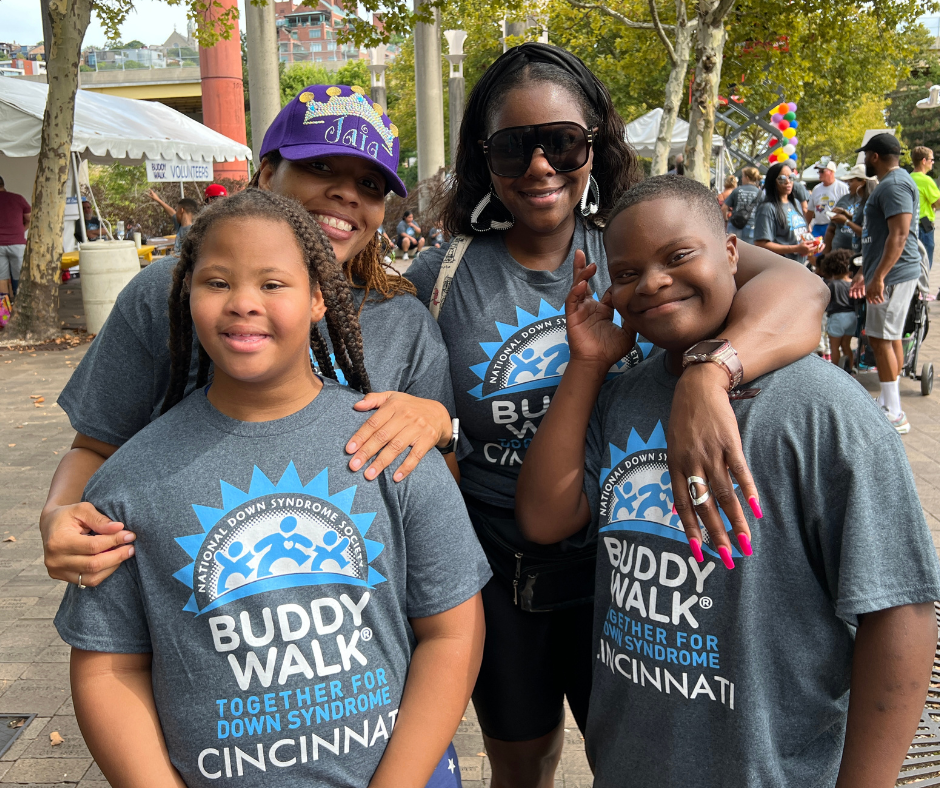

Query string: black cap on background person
[856,133,901,156]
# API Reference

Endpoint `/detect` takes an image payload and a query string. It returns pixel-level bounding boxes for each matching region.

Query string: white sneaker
[402,253,409,260]
[383,256,392,264]
[882,406,911,434]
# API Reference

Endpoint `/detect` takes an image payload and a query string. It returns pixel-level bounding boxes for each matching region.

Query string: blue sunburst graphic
[598,422,739,558]
[468,299,653,400]
[173,463,383,616]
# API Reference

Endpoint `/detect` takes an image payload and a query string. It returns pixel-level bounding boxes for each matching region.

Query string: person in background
[667,152,684,176]
[171,198,198,254]
[203,183,228,204]
[754,161,815,265]
[819,248,859,369]
[428,226,445,248]
[0,174,31,299]
[397,210,425,260]
[825,165,869,254]
[723,167,762,243]
[810,161,849,240]
[910,146,939,268]
[75,198,102,244]
[792,172,810,219]
[850,133,922,434]
[717,174,737,207]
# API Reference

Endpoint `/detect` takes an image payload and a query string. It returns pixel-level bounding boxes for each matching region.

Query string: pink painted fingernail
[737,532,753,556]
[689,538,703,563]
[748,496,763,519]
[718,545,735,570]
[671,504,677,515]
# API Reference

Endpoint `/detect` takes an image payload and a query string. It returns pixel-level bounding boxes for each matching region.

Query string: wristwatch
[681,339,743,391]
[438,418,460,455]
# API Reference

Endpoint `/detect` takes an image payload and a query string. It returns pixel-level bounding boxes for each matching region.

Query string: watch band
[438,418,460,455]
[681,340,744,391]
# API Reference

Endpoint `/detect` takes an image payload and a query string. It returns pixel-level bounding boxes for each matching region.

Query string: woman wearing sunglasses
[405,43,828,788]
[754,162,818,265]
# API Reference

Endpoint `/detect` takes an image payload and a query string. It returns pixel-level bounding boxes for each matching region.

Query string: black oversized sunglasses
[479,122,597,178]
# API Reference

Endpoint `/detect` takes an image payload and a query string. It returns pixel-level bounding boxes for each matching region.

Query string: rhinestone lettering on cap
[301,86,396,157]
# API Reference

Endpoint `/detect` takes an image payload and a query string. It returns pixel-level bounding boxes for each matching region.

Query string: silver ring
[77,574,86,590]
[687,476,710,506]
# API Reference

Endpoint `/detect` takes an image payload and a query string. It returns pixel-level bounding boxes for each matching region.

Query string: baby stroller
[843,244,933,396]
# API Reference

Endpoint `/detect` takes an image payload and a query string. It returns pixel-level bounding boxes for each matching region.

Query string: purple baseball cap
[260,84,407,197]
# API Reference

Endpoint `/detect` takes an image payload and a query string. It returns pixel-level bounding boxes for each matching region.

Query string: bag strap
[429,234,473,321]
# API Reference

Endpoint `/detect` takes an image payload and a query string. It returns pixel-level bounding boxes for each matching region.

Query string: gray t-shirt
[724,185,760,243]
[405,220,652,515]
[861,168,922,286]
[792,180,810,207]
[831,193,860,251]
[55,381,491,788]
[582,353,940,787]
[754,200,810,262]
[58,257,457,447]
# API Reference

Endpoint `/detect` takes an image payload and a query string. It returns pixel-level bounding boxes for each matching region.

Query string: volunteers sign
[146,158,214,183]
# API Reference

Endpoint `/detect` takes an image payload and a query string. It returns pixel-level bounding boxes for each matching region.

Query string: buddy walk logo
[174,462,384,616]
[469,299,653,400]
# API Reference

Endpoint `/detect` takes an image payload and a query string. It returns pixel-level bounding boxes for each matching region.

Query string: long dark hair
[438,43,640,236]
[161,189,371,414]
[762,162,796,231]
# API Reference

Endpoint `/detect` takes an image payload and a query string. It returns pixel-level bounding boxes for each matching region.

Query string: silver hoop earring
[580,174,600,217]
[471,187,515,232]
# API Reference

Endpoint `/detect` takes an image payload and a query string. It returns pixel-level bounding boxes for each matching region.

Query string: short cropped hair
[606,175,727,239]
[912,146,934,167]
[177,198,199,215]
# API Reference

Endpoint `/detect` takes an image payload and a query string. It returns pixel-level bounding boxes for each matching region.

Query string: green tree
[888,45,940,158]
[280,59,371,106]
[9,0,239,342]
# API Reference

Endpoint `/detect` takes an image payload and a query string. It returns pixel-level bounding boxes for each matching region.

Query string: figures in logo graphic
[635,472,675,520]
[212,517,351,594]
[612,482,638,521]
[255,516,315,577]
[507,342,570,385]
[215,541,254,593]
[611,472,682,528]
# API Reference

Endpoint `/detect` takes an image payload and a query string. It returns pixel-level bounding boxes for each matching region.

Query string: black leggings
[465,498,595,742]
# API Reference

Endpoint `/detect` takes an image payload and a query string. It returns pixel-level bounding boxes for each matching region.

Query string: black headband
[464,43,606,134]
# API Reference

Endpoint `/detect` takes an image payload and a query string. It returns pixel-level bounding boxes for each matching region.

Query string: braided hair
[161,189,371,414]
[439,42,641,236]
[249,151,416,307]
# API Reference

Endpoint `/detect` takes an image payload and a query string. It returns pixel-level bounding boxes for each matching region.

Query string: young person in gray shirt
[517,176,940,788]
[405,42,829,785]
[43,86,463,592]
[56,191,490,788]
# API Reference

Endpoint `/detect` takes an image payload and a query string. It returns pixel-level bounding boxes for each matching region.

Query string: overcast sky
[1,0,248,49]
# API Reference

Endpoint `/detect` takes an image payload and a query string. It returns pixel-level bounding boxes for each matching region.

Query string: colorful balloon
[772,113,783,123]
[787,102,797,112]
[783,127,796,139]
[784,111,796,121]
[789,119,798,129]
[778,120,790,131]
[769,137,779,146]
[778,103,789,115]
[783,144,796,155]
[789,137,798,146]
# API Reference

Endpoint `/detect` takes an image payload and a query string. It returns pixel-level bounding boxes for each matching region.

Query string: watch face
[687,340,726,356]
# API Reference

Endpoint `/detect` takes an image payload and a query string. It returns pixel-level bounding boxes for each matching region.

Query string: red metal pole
[199,0,249,181]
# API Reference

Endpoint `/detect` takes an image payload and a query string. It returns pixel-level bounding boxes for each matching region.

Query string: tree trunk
[651,20,692,175]
[7,0,93,342]
[684,0,730,185]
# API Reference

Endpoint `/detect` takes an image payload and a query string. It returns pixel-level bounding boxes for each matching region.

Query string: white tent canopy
[0,76,251,164]
[625,108,724,158]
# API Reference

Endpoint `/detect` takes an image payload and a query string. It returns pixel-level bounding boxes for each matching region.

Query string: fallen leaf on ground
[7,444,14,448]
[7,718,24,729]
[49,731,64,746]
[32,396,45,403]
[477,752,487,757]
[3,536,15,542]
[29,394,42,399]
[34,403,44,408]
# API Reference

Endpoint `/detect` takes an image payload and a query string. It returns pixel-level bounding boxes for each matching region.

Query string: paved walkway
[0,295,938,787]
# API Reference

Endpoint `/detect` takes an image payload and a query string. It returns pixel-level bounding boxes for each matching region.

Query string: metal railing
[84,46,199,71]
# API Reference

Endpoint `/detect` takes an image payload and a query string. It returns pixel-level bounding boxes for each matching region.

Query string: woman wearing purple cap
[404,43,829,785]
[41,94,458,585]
